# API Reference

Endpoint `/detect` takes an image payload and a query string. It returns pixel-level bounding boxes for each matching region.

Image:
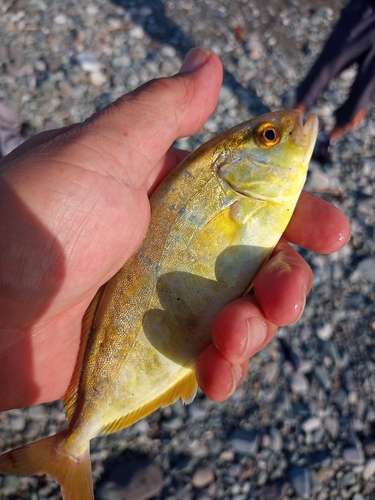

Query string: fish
[0,109,318,499]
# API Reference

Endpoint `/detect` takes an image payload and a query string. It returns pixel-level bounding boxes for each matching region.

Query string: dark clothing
[296,0,375,128]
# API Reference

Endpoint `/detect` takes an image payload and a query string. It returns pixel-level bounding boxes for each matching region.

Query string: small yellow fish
[0,110,318,499]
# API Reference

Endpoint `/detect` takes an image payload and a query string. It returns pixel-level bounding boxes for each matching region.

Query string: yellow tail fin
[0,430,93,500]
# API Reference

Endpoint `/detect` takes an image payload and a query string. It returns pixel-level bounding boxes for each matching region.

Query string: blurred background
[1,0,375,499]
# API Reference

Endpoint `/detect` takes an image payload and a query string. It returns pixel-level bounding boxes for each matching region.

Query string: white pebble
[290,372,309,395]
[317,323,333,341]
[363,459,375,481]
[129,26,145,39]
[53,13,68,25]
[192,467,215,488]
[86,4,99,15]
[302,416,322,433]
[89,71,107,86]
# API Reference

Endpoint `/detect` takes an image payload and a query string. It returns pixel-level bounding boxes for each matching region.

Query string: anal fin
[100,368,198,435]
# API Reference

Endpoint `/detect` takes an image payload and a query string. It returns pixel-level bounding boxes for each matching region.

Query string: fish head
[217,110,318,202]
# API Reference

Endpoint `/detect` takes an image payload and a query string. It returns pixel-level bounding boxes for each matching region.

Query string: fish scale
[0,109,318,499]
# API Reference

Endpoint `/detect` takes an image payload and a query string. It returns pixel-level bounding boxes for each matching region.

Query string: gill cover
[217,110,318,202]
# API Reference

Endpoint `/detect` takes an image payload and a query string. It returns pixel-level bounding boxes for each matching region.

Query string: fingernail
[179,47,211,73]
[294,285,307,321]
[230,363,243,395]
[245,317,267,356]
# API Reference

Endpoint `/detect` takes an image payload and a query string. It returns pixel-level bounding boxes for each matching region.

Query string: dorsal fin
[63,286,104,421]
[99,368,197,435]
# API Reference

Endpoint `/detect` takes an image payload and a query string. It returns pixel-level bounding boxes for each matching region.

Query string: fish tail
[0,430,93,500]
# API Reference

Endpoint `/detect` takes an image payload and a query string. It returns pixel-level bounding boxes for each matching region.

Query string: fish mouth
[301,114,319,165]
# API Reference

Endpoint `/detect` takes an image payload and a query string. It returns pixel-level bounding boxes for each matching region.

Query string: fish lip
[301,114,319,164]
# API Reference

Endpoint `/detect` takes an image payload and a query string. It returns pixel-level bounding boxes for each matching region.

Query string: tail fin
[0,430,93,500]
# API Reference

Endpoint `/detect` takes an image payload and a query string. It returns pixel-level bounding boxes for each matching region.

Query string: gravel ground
[1,0,375,499]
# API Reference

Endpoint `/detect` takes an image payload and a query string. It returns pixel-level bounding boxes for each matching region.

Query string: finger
[210,295,277,365]
[196,344,249,402]
[284,191,350,253]
[254,239,313,326]
[76,47,223,191]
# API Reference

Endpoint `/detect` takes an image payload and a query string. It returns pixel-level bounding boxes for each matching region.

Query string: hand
[0,48,350,411]
[196,190,349,401]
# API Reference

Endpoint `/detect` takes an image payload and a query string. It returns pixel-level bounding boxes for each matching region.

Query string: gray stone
[192,467,215,489]
[363,459,375,481]
[257,469,269,487]
[53,13,68,24]
[270,427,283,453]
[290,372,309,395]
[71,52,102,73]
[1,475,22,495]
[302,416,322,433]
[187,440,209,459]
[343,446,365,466]
[342,471,356,486]
[128,26,145,39]
[316,323,333,341]
[9,412,26,432]
[89,71,107,87]
[229,429,260,456]
[162,416,183,432]
[258,480,290,500]
[289,467,311,499]
[188,401,208,420]
[313,426,326,444]
[356,257,375,282]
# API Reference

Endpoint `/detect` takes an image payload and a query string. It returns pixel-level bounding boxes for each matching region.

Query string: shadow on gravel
[96,451,164,499]
[110,0,270,116]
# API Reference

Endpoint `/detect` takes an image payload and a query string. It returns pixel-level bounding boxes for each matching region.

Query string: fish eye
[254,122,281,148]
[264,128,276,141]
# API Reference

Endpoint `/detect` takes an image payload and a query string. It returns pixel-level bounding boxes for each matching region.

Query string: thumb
[76,48,223,191]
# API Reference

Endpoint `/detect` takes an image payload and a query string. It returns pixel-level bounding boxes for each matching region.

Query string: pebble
[316,323,333,341]
[290,371,310,395]
[53,13,68,25]
[191,467,215,488]
[229,429,260,456]
[89,71,107,87]
[314,365,331,390]
[128,26,145,40]
[0,476,21,495]
[302,416,322,433]
[219,450,235,463]
[323,416,339,439]
[289,467,311,499]
[355,257,375,282]
[343,446,365,466]
[9,411,26,432]
[363,459,375,481]
[188,401,208,420]
[187,440,208,459]
[270,427,283,453]
[71,52,102,73]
